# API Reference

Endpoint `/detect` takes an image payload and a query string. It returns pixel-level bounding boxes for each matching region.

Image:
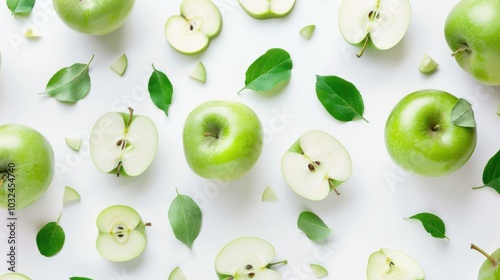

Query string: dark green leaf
[7,0,35,15]
[297,211,331,242]
[451,98,476,128]
[70,277,94,280]
[239,48,292,93]
[148,64,173,116]
[39,55,93,103]
[408,212,448,240]
[473,149,500,194]
[315,75,367,122]
[36,220,65,257]
[168,190,202,248]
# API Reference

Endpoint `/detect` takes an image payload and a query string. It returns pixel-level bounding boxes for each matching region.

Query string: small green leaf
[408,212,448,240]
[39,55,94,103]
[239,48,293,93]
[148,64,173,116]
[473,149,500,194]
[451,98,476,128]
[70,277,94,280]
[315,75,368,122]
[297,211,332,242]
[36,218,65,257]
[168,189,202,249]
[7,0,35,15]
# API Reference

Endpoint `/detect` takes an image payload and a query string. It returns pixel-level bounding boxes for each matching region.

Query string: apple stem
[0,173,5,186]
[451,47,470,57]
[145,222,152,227]
[126,107,134,128]
[203,132,219,139]
[471,243,498,267]
[267,260,288,268]
[432,124,441,132]
[328,179,341,196]
[356,34,370,58]
[116,161,122,177]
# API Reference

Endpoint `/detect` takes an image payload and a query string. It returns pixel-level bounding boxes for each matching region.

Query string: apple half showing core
[0,124,55,209]
[281,130,352,201]
[385,89,476,177]
[367,248,425,280]
[182,100,263,181]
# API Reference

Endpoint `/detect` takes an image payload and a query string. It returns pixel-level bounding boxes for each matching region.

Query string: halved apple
[238,0,296,19]
[338,0,411,57]
[0,273,31,280]
[281,130,352,201]
[164,0,223,55]
[367,248,425,280]
[89,108,158,177]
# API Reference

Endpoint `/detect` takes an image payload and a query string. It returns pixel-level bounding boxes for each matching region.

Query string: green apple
[238,0,296,19]
[96,205,150,262]
[338,0,412,57]
[0,273,31,280]
[53,0,135,36]
[444,0,500,85]
[215,236,286,280]
[471,243,500,280]
[164,0,223,55]
[0,124,54,209]
[281,130,352,201]
[182,100,263,181]
[385,89,477,176]
[89,108,158,177]
[367,248,425,280]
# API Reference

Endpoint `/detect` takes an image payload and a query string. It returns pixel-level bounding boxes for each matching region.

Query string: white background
[1,0,500,279]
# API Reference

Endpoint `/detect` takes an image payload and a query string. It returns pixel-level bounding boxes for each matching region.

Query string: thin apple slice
[367,248,425,280]
[418,54,439,74]
[262,186,279,202]
[310,264,328,278]
[189,61,206,83]
[24,27,41,38]
[65,136,82,151]
[169,266,187,280]
[110,54,128,76]
[63,186,80,205]
[299,24,316,40]
[239,0,296,19]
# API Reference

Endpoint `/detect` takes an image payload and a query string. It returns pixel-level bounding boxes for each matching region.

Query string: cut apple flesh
[169,266,187,280]
[63,186,81,205]
[281,130,352,201]
[338,0,411,50]
[0,273,31,280]
[367,248,425,280]
[90,111,158,176]
[239,0,296,18]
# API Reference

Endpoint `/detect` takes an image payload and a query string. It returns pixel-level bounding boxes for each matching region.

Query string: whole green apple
[183,100,263,181]
[444,0,500,85]
[471,243,500,280]
[385,89,476,176]
[53,0,135,36]
[0,124,55,209]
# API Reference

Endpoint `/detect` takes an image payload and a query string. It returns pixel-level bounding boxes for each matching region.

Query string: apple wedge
[367,248,425,280]
[165,0,223,55]
[89,108,158,177]
[281,130,352,201]
[238,0,296,19]
[63,186,81,205]
[338,0,411,57]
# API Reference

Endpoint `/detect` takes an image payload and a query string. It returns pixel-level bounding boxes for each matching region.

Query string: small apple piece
[215,236,286,280]
[23,27,41,38]
[338,0,412,57]
[471,243,500,279]
[110,54,128,76]
[310,264,328,278]
[0,273,31,280]
[299,24,316,40]
[96,205,150,262]
[385,89,477,176]
[281,130,352,201]
[0,124,55,209]
[238,0,296,19]
[89,107,158,177]
[367,248,425,280]
[65,136,82,151]
[183,100,263,181]
[63,186,81,205]
[169,266,187,280]
[497,104,500,116]
[418,54,439,74]
[262,186,279,202]
[189,61,206,83]
[164,0,223,55]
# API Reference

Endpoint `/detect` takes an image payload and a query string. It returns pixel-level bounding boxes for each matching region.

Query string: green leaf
[7,0,35,15]
[39,55,94,103]
[315,75,368,122]
[451,98,476,128]
[408,212,448,240]
[297,211,332,242]
[70,277,94,280]
[148,64,173,116]
[36,219,65,257]
[239,48,293,93]
[168,190,202,249]
[473,149,500,194]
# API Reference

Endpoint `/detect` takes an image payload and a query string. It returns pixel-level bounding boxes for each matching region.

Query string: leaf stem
[472,185,486,190]
[356,35,370,58]
[87,54,95,66]
[471,243,498,266]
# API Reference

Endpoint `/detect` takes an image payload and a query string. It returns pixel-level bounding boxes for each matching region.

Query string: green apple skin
[183,100,263,181]
[0,124,55,209]
[385,90,476,177]
[239,0,296,19]
[52,0,135,36]
[477,247,500,280]
[0,273,31,280]
[444,0,500,85]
